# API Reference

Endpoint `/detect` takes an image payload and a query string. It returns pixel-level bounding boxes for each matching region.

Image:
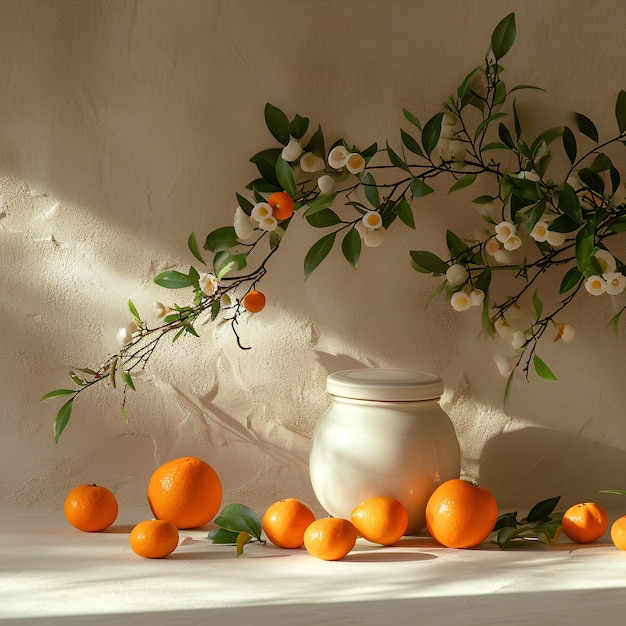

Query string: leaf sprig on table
[43,12,626,438]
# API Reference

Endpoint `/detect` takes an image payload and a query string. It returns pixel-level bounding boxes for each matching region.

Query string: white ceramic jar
[309,368,461,534]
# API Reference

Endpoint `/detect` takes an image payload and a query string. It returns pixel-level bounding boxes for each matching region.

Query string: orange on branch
[268,191,295,221]
[243,290,266,313]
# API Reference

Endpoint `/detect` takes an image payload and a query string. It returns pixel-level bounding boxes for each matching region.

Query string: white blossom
[495,221,516,244]
[503,234,522,251]
[199,272,218,296]
[258,215,278,232]
[595,249,617,274]
[440,124,455,139]
[518,170,541,182]
[346,152,365,174]
[442,112,458,125]
[511,330,526,350]
[496,356,514,377]
[604,271,626,295]
[328,145,349,169]
[281,138,303,162]
[469,289,485,307]
[361,211,382,230]
[251,202,273,222]
[299,152,325,172]
[318,175,336,195]
[434,137,451,161]
[152,301,170,319]
[493,249,512,264]
[546,230,566,247]
[450,291,471,311]
[554,322,576,343]
[116,327,132,346]
[446,264,468,287]
[585,275,607,296]
[530,220,550,243]
[494,316,512,339]
[234,206,256,240]
[126,321,139,335]
[363,226,386,247]
[484,238,500,256]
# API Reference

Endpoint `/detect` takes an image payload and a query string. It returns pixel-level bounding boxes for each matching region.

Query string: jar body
[309,395,461,534]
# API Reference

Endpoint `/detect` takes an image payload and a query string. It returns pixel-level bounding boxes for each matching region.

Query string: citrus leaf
[153,270,194,289]
[207,527,240,544]
[303,192,337,218]
[306,208,341,227]
[275,156,297,197]
[127,299,140,320]
[616,90,626,134]
[574,112,599,143]
[289,113,309,139]
[121,370,136,392]
[188,232,205,265]
[41,389,76,401]
[304,232,336,279]
[204,226,239,252]
[386,141,409,171]
[341,227,361,270]
[525,496,560,523]
[422,112,444,156]
[213,503,262,541]
[54,397,74,443]
[402,108,422,130]
[215,253,247,280]
[401,129,424,157]
[449,173,477,194]
[490,12,516,60]
[411,176,434,198]
[362,172,379,209]
[264,103,290,145]
[533,355,557,381]
[393,197,415,229]
[409,250,449,274]
[532,290,543,322]
[559,266,582,294]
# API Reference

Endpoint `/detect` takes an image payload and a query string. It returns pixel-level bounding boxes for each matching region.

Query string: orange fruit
[64,484,118,532]
[243,290,266,313]
[262,498,316,548]
[303,517,357,561]
[147,456,222,529]
[562,502,609,544]
[268,191,295,221]
[129,519,179,558]
[351,496,408,545]
[610,515,626,550]
[425,479,498,549]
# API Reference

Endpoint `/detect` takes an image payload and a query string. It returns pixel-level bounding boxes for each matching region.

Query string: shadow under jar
[309,368,461,534]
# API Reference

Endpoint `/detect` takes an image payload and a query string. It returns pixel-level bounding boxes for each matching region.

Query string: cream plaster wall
[2,0,626,513]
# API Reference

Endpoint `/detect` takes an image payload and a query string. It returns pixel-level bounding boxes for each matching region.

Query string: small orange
[262,498,316,548]
[147,456,222,529]
[64,484,118,532]
[562,502,609,544]
[268,191,295,221]
[351,496,408,545]
[610,515,626,550]
[303,517,357,561]
[425,479,498,549]
[130,519,179,558]
[243,290,266,313]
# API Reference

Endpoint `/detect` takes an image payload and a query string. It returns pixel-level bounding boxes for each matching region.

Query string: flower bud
[317,175,336,195]
[363,227,386,247]
[281,138,303,162]
[446,264,468,288]
[152,302,170,319]
[199,272,218,297]
[116,327,132,346]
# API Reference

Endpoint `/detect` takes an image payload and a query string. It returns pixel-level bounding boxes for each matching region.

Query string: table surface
[2,507,626,626]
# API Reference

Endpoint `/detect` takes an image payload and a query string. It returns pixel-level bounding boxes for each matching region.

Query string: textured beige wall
[2,0,626,512]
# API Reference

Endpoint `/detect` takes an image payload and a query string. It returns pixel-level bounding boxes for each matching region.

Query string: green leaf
[411,176,434,198]
[153,270,193,289]
[54,397,74,443]
[402,108,422,130]
[493,80,507,106]
[481,141,511,152]
[616,90,626,134]
[574,112,599,143]
[490,12,516,60]
[264,103,290,145]
[386,142,409,171]
[304,232,336,279]
[578,167,604,193]
[306,125,325,157]
[458,66,480,102]
[341,227,361,270]
[449,173,477,194]
[306,208,342,227]
[503,369,514,407]
[41,389,76,401]
[558,184,582,225]
[498,122,515,149]
[474,112,508,140]
[289,113,309,139]
[532,290,543,321]
[236,531,252,557]
[121,405,129,424]
[207,527,240,544]
[591,153,612,172]
[472,195,496,205]
[210,298,221,321]
[121,370,136,391]
[525,496,560,523]
[362,172,380,208]
[275,156,297,197]
[548,214,578,233]
[393,197,415,229]
[560,266,582,294]
[446,230,469,257]
[213,503,262,541]
[512,98,522,140]
[215,253,247,280]
[409,250,449,274]
[422,112,444,156]
[494,511,519,531]
[608,216,626,232]
[533,355,557,381]
[236,193,254,215]
[127,299,140,321]
[186,232,205,265]
[204,226,239,252]
[249,148,282,186]
[475,268,492,293]
[599,489,626,496]
[575,222,596,275]
[562,126,577,164]
[400,129,424,157]
[303,192,337,218]
[610,311,622,335]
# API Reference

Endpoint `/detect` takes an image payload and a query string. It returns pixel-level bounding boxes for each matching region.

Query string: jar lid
[326,368,444,401]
